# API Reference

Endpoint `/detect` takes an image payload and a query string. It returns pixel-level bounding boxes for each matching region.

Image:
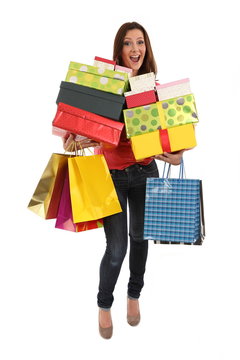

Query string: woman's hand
[62,134,100,152]
[154,150,185,165]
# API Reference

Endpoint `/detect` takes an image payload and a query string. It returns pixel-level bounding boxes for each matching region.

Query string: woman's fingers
[63,134,75,151]
[75,140,100,149]
[62,134,100,151]
[154,150,185,165]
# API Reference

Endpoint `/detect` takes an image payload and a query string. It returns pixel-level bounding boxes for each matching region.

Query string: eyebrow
[124,37,144,40]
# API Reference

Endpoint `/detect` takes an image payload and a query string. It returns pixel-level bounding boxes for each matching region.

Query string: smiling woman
[62,21,185,340]
[121,30,146,76]
[113,21,157,76]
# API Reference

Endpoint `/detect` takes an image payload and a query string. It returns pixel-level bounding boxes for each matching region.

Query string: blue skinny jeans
[97,160,159,310]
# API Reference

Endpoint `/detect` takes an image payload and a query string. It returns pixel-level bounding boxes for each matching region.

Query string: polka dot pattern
[123,103,161,138]
[161,94,198,128]
[80,66,88,72]
[97,68,105,74]
[66,62,129,95]
[69,76,78,83]
[100,77,108,85]
[133,118,140,125]
[113,73,125,81]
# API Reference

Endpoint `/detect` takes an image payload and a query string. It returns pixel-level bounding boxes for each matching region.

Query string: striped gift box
[144,177,205,245]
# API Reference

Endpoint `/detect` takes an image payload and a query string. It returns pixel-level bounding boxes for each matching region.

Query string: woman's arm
[154,150,185,165]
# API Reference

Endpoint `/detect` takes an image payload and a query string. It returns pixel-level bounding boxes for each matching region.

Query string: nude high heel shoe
[99,309,113,339]
[127,298,141,326]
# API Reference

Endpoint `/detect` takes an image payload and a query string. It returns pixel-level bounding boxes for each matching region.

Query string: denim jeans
[97,160,159,310]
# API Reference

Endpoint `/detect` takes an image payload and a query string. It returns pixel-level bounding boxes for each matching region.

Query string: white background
[1,0,240,359]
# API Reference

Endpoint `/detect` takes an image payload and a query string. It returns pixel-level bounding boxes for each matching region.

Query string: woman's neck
[132,70,138,77]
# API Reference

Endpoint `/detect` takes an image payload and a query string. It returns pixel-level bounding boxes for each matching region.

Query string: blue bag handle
[162,157,185,179]
[162,162,171,178]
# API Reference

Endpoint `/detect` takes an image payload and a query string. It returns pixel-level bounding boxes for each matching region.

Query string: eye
[137,40,145,45]
[123,41,131,46]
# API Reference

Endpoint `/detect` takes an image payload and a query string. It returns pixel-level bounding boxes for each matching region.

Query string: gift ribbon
[160,129,171,153]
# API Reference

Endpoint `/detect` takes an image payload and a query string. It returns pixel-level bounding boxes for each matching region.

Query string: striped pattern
[144,178,202,245]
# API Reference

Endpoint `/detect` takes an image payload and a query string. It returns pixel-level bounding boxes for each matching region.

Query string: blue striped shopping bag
[144,161,205,245]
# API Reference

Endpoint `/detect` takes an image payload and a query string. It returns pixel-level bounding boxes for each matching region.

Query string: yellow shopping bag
[68,154,122,223]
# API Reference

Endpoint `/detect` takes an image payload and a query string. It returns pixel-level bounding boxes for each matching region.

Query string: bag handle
[162,158,185,179]
[179,158,186,179]
[162,162,171,178]
[64,138,95,157]
[64,141,77,156]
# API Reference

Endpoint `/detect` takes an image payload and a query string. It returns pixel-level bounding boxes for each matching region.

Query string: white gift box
[156,78,192,101]
[129,72,156,91]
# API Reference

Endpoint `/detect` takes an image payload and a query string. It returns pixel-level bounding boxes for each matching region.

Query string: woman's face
[121,29,146,76]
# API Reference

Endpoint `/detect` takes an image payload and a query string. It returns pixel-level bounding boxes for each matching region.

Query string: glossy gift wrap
[52,103,124,147]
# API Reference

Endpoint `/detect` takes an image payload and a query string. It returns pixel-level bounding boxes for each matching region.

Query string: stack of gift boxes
[52,56,199,160]
[123,76,198,160]
[52,57,132,148]
[28,57,200,234]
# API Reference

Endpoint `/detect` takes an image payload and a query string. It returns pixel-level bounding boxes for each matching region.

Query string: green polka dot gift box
[123,103,161,138]
[157,94,198,129]
[65,61,129,95]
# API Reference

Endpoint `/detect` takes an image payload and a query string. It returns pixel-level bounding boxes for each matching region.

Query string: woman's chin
[129,61,142,71]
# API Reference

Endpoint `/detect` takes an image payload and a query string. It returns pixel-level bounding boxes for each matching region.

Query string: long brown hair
[113,22,157,76]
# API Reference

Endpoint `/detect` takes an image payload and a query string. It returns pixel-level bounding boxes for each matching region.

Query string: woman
[63,22,183,339]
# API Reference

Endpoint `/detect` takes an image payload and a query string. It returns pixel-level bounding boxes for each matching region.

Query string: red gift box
[125,90,157,108]
[52,103,124,147]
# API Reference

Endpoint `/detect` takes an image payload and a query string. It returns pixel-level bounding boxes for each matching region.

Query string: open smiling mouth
[130,55,140,63]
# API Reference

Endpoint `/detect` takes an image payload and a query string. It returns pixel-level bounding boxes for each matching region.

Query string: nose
[131,42,139,53]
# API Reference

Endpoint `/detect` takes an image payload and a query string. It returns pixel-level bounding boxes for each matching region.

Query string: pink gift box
[114,65,133,77]
[156,78,192,101]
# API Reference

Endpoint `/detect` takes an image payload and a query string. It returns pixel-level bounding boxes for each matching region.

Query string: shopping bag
[55,169,103,232]
[144,161,205,245]
[68,153,122,223]
[27,153,69,219]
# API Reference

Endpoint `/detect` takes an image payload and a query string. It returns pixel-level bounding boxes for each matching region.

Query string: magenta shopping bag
[55,170,103,232]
